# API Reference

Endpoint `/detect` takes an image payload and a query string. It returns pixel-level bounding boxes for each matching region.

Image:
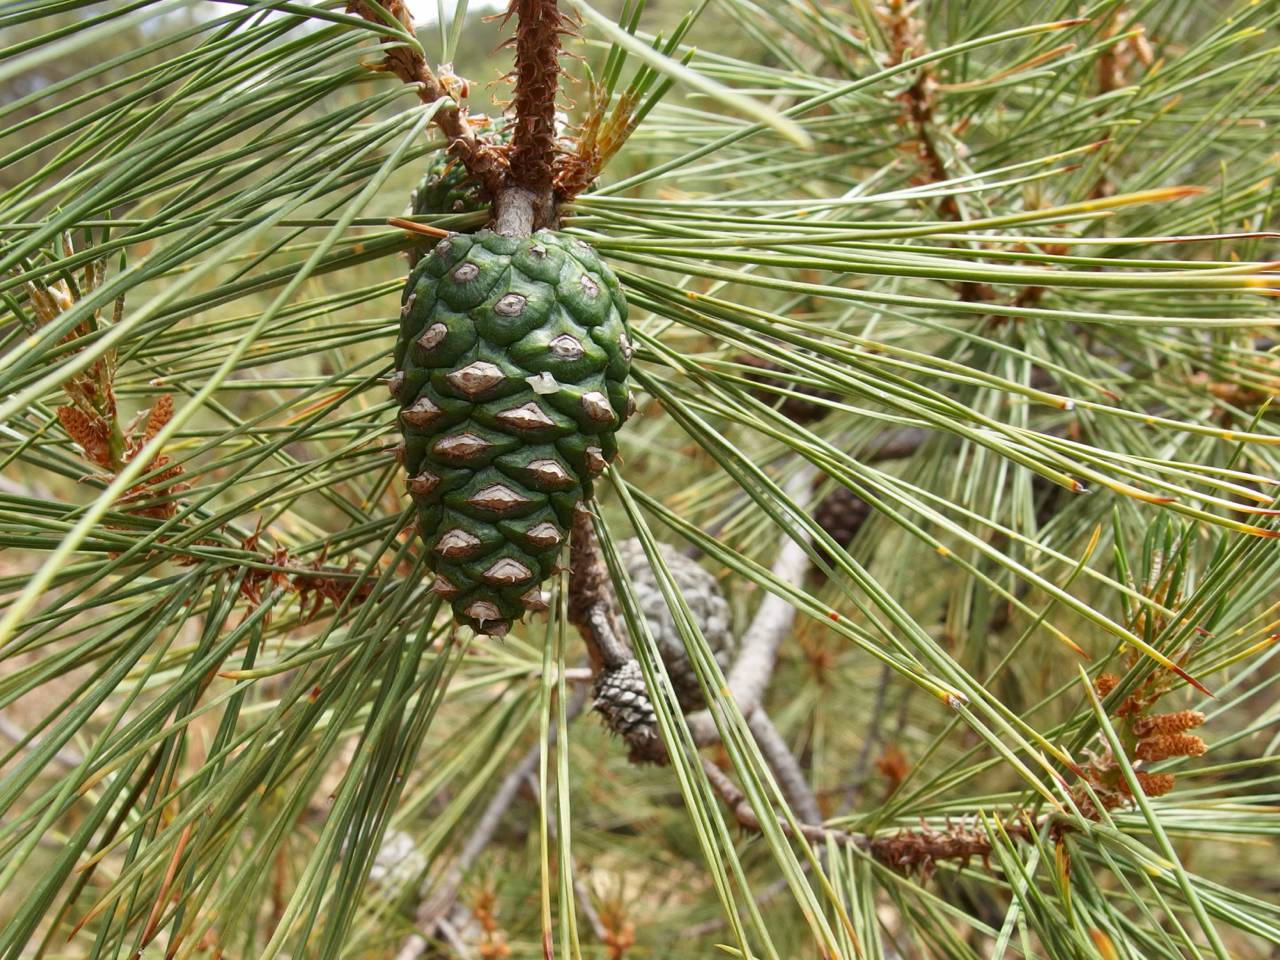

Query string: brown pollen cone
[1134,734,1206,762]
[1135,771,1176,797]
[738,355,837,425]
[1131,710,1205,738]
[813,486,871,567]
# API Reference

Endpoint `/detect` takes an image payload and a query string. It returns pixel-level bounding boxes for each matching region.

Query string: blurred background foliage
[1,1,1279,958]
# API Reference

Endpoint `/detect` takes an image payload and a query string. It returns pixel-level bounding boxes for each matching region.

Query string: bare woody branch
[747,711,822,824]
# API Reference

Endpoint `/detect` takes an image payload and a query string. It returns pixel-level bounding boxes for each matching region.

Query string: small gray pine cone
[738,355,837,425]
[594,659,662,763]
[617,538,735,711]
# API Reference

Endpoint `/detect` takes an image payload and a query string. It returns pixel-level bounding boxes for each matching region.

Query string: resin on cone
[393,229,634,635]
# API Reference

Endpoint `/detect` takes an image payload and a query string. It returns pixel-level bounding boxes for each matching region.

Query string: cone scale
[394,229,633,634]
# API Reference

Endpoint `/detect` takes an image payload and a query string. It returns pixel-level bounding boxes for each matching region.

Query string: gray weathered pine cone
[616,538,735,711]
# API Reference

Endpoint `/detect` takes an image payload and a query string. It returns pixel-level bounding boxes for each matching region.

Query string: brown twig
[346,1,505,196]
[495,0,570,233]
[200,527,376,624]
[567,505,634,671]
[702,757,1038,878]
[717,624,1207,880]
[353,0,591,233]
[879,0,996,304]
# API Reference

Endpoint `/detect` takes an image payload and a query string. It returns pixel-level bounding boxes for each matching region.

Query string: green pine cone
[392,229,635,635]
[410,154,488,220]
[409,122,510,219]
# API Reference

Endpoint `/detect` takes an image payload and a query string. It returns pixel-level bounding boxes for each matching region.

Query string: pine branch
[568,505,634,671]
[346,1,505,197]
[4,3,1280,954]
[701,758,1039,876]
[879,0,997,304]
[747,712,822,824]
[504,0,565,195]
[491,0,569,233]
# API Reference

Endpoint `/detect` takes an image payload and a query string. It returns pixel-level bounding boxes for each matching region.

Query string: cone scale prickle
[393,229,633,635]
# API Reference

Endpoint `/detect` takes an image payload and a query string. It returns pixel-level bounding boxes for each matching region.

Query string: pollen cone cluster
[393,229,634,635]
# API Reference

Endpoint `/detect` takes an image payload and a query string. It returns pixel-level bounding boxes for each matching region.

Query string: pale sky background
[198,1,496,24]
[405,0,501,23]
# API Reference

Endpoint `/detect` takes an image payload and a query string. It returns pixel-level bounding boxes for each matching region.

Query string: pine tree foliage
[0,1,1278,958]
